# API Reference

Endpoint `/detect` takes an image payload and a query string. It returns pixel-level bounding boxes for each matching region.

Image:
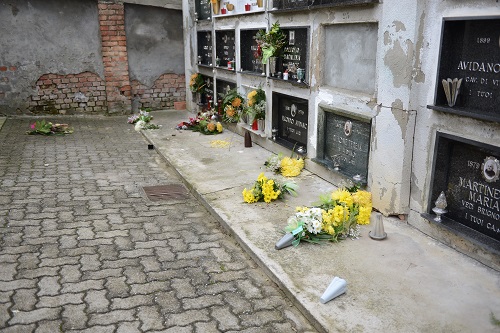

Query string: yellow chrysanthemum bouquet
[265,149,305,177]
[242,173,298,204]
[189,73,205,93]
[282,186,372,246]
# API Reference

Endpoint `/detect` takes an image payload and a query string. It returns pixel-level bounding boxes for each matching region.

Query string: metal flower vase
[269,57,277,77]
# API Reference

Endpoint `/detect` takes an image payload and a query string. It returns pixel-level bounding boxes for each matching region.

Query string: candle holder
[271,128,278,141]
[432,191,448,222]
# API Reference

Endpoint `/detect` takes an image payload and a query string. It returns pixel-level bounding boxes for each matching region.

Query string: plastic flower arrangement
[246,87,266,121]
[242,172,298,204]
[255,21,287,64]
[27,120,73,135]
[176,110,223,135]
[189,73,205,93]
[220,88,244,123]
[283,186,372,246]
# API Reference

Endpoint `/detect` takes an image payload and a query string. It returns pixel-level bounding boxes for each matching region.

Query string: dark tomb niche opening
[313,103,371,185]
[424,132,500,253]
[272,93,308,153]
[428,17,500,123]
[215,30,236,71]
[195,0,212,21]
[197,31,213,67]
[240,29,265,75]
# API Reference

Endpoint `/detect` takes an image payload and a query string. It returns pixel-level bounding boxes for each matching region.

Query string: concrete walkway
[142,110,500,333]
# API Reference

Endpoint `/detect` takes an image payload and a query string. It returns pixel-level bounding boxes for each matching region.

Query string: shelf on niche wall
[197,63,213,68]
[237,123,267,137]
[214,8,265,17]
[239,70,267,77]
[269,76,309,88]
[215,66,237,72]
[426,105,500,123]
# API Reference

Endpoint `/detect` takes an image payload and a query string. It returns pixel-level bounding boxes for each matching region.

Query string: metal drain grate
[143,184,190,201]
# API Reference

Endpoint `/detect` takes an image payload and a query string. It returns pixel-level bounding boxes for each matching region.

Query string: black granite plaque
[240,29,265,74]
[195,0,212,21]
[430,133,500,242]
[273,0,378,10]
[201,75,214,105]
[215,30,236,70]
[430,18,500,122]
[197,31,213,66]
[280,28,308,82]
[272,93,308,150]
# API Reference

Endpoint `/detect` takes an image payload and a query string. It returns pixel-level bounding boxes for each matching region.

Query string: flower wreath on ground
[283,185,372,246]
[220,88,244,123]
[127,108,161,130]
[242,172,298,204]
[27,120,74,135]
[176,109,223,135]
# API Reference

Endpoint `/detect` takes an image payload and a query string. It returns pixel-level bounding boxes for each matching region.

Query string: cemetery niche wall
[425,133,500,252]
[314,103,371,185]
[428,17,500,123]
[272,93,308,152]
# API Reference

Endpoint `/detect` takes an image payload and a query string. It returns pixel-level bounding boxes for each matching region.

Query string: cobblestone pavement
[0,117,316,333]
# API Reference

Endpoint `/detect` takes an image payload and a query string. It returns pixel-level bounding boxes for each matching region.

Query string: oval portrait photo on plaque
[481,156,500,183]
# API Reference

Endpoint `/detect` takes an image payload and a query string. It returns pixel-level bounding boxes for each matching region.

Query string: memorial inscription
[272,93,308,150]
[430,133,500,242]
[272,0,378,10]
[215,30,236,70]
[195,0,212,20]
[281,28,308,82]
[197,31,213,66]
[314,104,371,182]
[431,17,500,122]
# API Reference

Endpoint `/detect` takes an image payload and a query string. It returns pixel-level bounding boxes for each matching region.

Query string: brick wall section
[98,1,131,114]
[131,73,186,110]
[29,72,107,114]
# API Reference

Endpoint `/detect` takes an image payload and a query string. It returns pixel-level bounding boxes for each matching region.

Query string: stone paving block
[136,305,165,331]
[0,279,36,291]
[119,248,154,259]
[0,263,17,281]
[66,325,116,333]
[85,290,110,314]
[83,268,123,280]
[37,293,84,307]
[88,309,136,326]
[116,321,141,333]
[182,294,224,310]
[34,320,63,333]
[222,292,252,315]
[1,324,37,333]
[164,309,210,327]
[62,279,104,294]
[12,289,37,312]
[105,277,130,298]
[60,265,82,283]
[210,306,241,331]
[9,307,61,325]
[199,281,237,296]
[16,266,58,279]
[80,254,101,271]
[111,295,154,310]
[194,321,220,333]
[239,309,284,327]
[37,276,60,297]
[130,281,168,295]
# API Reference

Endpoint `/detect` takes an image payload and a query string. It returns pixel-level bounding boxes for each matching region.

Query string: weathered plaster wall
[0,0,103,114]
[407,1,500,268]
[125,3,186,110]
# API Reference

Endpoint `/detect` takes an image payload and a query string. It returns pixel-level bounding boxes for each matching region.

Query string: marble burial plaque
[430,133,500,241]
[433,18,500,122]
[240,29,265,74]
[273,0,378,10]
[280,28,308,82]
[273,93,308,150]
[215,30,235,69]
[197,31,213,66]
[195,0,212,21]
[320,110,370,181]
